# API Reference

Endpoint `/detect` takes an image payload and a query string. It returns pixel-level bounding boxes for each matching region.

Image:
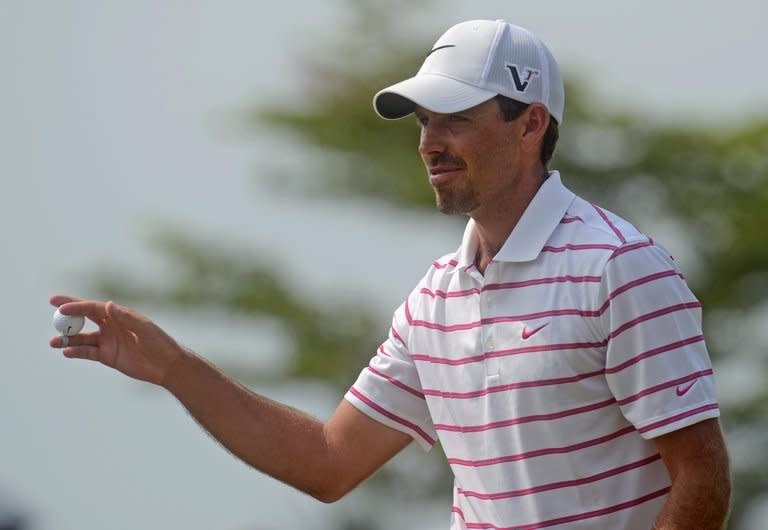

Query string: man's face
[415,98,521,216]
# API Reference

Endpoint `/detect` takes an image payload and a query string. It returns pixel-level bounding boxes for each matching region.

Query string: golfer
[51,19,731,530]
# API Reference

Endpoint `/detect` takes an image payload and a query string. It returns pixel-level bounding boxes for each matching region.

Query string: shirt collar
[455,171,576,268]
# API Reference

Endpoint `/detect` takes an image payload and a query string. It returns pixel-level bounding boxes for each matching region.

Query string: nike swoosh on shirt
[521,322,549,340]
[426,44,456,57]
[676,380,698,397]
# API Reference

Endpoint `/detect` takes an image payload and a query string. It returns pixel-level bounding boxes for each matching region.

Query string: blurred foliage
[97,1,767,528]
[98,230,379,386]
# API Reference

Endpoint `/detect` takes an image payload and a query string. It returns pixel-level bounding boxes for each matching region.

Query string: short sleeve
[596,240,720,439]
[345,293,437,451]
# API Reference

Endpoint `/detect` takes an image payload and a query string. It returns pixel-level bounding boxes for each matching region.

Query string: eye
[415,114,428,127]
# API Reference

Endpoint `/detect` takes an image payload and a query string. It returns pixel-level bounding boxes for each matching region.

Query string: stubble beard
[427,153,479,215]
[424,152,480,214]
[433,180,480,215]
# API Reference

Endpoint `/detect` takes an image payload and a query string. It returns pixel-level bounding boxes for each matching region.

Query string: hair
[493,95,559,168]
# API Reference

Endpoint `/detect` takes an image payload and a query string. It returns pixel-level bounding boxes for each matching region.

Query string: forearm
[161,349,337,500]
[653,458,731,529]
[50,297,405,500]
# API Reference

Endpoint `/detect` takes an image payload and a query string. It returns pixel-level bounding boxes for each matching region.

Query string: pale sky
[2,1,767,529]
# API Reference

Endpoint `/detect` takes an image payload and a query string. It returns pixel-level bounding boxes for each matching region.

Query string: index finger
[58,300,109,323]
[50,294,84,307]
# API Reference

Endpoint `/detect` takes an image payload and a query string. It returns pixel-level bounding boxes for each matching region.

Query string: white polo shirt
[345,171,719,530]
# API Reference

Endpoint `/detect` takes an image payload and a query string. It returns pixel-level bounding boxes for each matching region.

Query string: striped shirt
[345,171,719,529]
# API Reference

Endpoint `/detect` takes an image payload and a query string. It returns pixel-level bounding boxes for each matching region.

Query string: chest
[410,261,608,401]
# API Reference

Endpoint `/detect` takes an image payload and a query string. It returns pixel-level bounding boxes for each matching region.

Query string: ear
[519,103,550,156]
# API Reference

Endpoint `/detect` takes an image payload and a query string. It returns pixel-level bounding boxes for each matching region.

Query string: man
[51,20,730,529]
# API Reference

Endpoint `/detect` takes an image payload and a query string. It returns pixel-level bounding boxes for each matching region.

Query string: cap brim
[373,74,497,120]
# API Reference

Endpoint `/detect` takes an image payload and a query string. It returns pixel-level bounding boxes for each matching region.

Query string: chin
[435,195,476,215]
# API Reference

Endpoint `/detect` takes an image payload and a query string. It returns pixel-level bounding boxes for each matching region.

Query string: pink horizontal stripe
[409,317,482,332]
[412,269,685,333]
[638,403,719,434]
[575,270,684,319]
[598,270,683,314]
[457,454,661,500]
[560,215,584,224]
[542,243,618,253]
[423,368,605,399]
[616,369,714,406]
[609,239,653,260]
[348,387,435,446]
[484,275,602,292]
[608,301,701,339]
[414,298,692,338]
[421,268,677,315]
[455,487,671,529]
[410,309,603,333]
[592,203,626,244]
[420,286,480,299]
[412,340,607,367]
[606,335,705,374]
[432,258,459,270]
[377,344,391,357]
[447,425,636,467]
[390,326,406,348]
[420,275,602,300]
[434,398,616,433]
[366,366,424,400]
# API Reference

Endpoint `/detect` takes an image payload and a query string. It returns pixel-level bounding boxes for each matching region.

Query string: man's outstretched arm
[652,418,731,529]
[162,354,412,502]
[49,295,412,502]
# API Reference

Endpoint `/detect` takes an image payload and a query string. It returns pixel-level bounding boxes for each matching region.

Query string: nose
[418,121,447,158]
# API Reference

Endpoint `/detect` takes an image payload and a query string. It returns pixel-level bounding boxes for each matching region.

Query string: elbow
[305,475,358,504]
[308,483,350,504]
[313,490,344,504]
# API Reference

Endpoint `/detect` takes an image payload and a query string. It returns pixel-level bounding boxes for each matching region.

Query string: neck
[472,169,547,274]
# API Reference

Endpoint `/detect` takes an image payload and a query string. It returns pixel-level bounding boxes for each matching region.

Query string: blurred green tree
[98,2,768,528]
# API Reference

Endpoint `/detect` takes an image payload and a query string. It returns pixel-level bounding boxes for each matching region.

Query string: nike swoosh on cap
[676,379,698,397]
[426,44,456,57]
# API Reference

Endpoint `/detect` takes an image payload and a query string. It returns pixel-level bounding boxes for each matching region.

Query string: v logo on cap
[373,20,565,124]
[506,64,541,93]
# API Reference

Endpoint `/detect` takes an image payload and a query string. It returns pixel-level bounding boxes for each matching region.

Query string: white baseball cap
[374,19,564,124]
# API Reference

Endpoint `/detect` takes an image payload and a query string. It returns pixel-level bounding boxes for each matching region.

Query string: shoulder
[397,250,461,315]
[554,195,688,288]
[406,250,461,303]
[563,195,648,248]
[429,251,462,271]
[542,196,652,276]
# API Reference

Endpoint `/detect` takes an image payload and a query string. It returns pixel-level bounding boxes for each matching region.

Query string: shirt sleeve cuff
[635,402,720,439]
[345,387,437,451]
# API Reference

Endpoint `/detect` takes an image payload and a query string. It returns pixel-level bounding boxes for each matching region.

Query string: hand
[49,295,187,387]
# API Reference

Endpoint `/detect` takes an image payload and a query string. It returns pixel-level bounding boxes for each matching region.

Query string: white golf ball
[53,308,85,336]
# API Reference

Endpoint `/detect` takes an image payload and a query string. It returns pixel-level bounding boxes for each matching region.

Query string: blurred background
[3,1,767,528]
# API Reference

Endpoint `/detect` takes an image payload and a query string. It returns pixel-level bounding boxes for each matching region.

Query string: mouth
[428,166,464,186]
